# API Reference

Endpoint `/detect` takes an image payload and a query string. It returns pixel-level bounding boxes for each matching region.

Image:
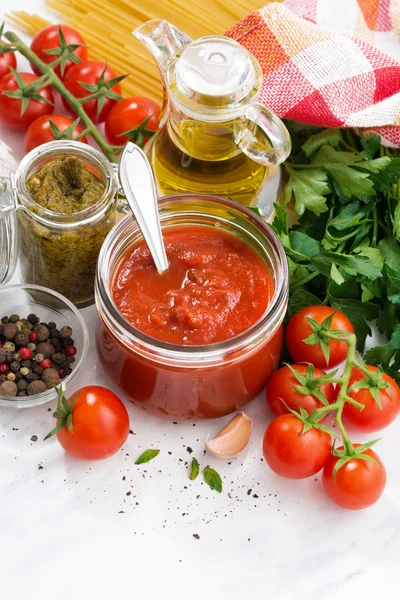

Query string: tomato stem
[320,331,358,455]
[4,30,118,163]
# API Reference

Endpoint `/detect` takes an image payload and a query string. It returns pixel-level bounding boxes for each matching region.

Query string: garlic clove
[205,412,252,458]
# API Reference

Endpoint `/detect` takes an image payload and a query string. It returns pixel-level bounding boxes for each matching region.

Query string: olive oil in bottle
[148,120,268,207]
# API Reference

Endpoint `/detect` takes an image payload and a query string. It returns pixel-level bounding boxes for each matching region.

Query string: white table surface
[1,3,400,599]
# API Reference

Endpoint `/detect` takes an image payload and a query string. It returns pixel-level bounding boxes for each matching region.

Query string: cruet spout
[134,19,192,74]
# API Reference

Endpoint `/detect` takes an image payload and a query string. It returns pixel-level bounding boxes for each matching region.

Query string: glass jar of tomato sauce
[95,195,288,420]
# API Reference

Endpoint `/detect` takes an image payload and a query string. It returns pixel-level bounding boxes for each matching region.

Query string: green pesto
[19,157,116,306]
[26,156,105,214]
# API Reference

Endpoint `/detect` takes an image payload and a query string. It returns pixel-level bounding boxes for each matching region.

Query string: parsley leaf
[302,129,341,156]
[326,165,375,198]
[282,167,330,215]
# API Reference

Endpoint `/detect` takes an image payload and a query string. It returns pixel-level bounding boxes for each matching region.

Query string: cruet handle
[0,175,19,286]
[235,104,291,166]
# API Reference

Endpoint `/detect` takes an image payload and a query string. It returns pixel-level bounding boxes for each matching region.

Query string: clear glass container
[135,20,291,217]
[96,194,288,420]
[0,284,89,409]
[0,141,118,307]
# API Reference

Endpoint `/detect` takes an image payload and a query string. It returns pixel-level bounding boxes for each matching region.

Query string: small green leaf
[303,333,321,345]
[135,449,160,465]
[333,456,351,478]
[360,132,381,159]
[283,166,330,216]
[326,165,375,198]
[302,129,342,156]
[354,439,380,454]
[383,264,400,304]
[203,466,223,492]
[189,457,199,480]
[330,263,345,285]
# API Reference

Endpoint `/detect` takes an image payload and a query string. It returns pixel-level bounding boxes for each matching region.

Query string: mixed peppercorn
[0,313,77,398]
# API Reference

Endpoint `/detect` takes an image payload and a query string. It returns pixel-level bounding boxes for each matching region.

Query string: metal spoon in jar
[119,142,169,274]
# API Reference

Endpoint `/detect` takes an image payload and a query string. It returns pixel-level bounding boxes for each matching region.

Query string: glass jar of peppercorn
[0,140,120,307]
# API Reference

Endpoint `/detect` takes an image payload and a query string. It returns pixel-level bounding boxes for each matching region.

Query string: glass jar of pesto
[0,141,119,307]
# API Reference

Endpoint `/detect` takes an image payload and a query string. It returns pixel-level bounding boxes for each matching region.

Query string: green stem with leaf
[4,30,120,162]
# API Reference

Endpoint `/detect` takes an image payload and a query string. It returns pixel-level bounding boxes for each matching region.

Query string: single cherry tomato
[263,414,331,479]
[0,41,17,80]
[52,385,129,460]
[63,60,121,123]
[286,306,354,368]
[266,364,334,418]
[105,96,161,146]
[24,114,88,153]
[0,72,54,132]
[341,365,400,432]
[322,444,386,510]
[30,24,88,78]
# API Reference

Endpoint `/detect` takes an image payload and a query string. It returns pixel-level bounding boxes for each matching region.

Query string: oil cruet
[134,19,291,217]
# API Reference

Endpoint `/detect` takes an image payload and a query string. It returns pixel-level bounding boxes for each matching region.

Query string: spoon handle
[119,143,169,274]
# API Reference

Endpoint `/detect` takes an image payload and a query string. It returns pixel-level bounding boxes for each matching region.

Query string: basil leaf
[135,449,160,465]
[203,466,223,492]
[189,457,199,480]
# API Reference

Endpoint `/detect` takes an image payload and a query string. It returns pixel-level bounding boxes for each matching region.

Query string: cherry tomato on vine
[0,72,54,132]
[322,444,386,510]
[30,24,88,78]
[105,96,161,146]
[0,41,17,80]
[262,414,331,479]
[266,364,334,418]
[63,60,122,123]
[24,114,88,153]
[286,306,354,368]
[341,365,400,432]
[48,386,130,460]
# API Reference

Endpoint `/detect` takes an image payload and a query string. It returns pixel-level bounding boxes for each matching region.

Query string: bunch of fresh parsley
[272,121,400,383]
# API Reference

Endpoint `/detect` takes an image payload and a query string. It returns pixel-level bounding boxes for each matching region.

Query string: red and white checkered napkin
[226,0,400,146]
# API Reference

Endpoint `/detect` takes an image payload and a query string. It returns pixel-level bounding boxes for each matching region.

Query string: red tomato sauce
[112,225,274,345]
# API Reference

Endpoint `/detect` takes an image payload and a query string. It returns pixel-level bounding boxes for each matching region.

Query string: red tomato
[63,60,121,123]
[56,386,130,460]
[341,365,400,432]
[322,444,386,510]
[0,72,54,132]
[266,364,334,417]
[286,306,354,368]
[263,414,331,479]
[105,96,161,146]
[24,114,88,153]
[30,24,88,78]
[0,41,17,80]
